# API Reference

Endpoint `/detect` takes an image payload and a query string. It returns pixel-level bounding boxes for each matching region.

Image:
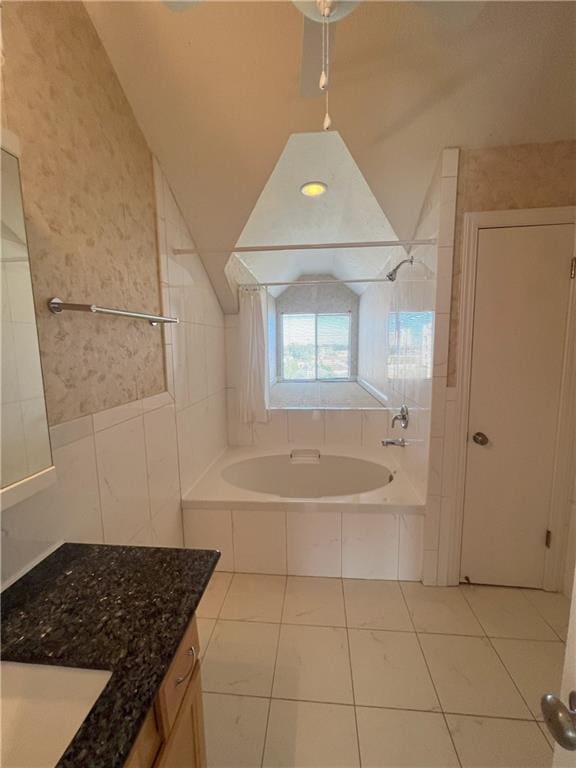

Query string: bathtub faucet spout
[382,438,407,447]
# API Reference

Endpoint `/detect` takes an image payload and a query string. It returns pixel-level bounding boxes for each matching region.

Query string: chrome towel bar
[47,297,179,326]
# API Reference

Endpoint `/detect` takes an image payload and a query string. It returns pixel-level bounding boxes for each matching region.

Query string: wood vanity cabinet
[124,616,206,768]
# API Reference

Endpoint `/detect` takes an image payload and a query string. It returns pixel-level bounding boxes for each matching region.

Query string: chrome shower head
[385,257,414,282]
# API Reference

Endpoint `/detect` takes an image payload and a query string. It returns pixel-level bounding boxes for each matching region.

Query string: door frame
[451,206,576,590]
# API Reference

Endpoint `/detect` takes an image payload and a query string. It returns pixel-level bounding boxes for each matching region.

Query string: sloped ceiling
[86,1,576,312]
[234,130,402,296]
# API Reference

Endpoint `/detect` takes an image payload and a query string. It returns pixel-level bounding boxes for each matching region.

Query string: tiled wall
[2,2,165,424]
[184,505,424,580]
[154,160,228,497]
[2,394,183,548]
[2,158,227,551]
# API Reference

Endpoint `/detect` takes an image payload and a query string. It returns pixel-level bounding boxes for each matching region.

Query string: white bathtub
[182,447,425,581]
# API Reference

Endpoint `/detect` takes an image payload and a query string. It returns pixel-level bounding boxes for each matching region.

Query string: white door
[460,223,574,587]
[552,563,576,766]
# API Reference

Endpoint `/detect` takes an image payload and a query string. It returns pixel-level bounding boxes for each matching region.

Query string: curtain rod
[173,238,436,257]
[240,277,396,288]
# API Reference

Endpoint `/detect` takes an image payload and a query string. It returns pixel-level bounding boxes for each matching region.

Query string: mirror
[1,147,53,499]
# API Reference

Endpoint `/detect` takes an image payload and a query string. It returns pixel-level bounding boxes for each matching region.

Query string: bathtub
[182,447,425,581]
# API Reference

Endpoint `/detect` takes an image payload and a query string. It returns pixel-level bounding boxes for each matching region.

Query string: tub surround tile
[273,624,354,704]
[232,508,287,574]
[342,511,399,580]
[324,410,362,447]
[143,404,181,520]
[263,700,360,768]
[398,514,423,580]
[183,508,234,571]
[92,400,144,432]
[287,507,341,577]
[282,576,346,627]
[287,410,325,446]
[1,543,219,768]
[202,620,279,697]
[252,409,288,447]
[348,629,440,711]
[343,579,412,631]
[220,574,286,623]
[419,633,531,719]
[356,707,459,768]
[204,693,269,767]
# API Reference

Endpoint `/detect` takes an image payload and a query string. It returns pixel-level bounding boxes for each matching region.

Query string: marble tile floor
[196,573,569,768]
[269,382,383,409]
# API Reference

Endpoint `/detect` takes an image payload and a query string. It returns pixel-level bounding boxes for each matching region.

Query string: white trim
[0,465,57,511]
[450,206,576,589]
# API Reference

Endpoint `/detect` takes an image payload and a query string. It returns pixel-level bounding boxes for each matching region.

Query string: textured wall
[448,140,576,385]
[275,276,359,378]
[2,2,164,424]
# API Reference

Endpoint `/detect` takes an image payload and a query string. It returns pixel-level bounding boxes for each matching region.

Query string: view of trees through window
[282,313,351,380]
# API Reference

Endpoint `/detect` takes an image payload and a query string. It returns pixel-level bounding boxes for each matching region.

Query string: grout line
[259,575,288,767]
[340,579,363,766]
[519,589,566,641]
[458,587,538,723]
[398,580,463,768]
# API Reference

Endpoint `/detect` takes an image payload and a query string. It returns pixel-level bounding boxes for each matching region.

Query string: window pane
[282,314,316,380]
[317,314,350,379]
[387,311,434,380]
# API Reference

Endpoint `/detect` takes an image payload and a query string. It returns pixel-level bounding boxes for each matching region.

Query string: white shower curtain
[238,287,269,424]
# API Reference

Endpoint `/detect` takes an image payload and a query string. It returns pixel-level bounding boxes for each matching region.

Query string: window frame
[280,311,353,382]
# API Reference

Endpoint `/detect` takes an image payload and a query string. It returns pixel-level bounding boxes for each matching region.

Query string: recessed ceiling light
[300,181,327,197]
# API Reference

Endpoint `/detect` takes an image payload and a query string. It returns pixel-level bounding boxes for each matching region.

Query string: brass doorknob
[472,432,489,446]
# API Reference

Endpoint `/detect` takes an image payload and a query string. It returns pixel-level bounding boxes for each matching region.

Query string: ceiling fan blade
[299,17,336,99]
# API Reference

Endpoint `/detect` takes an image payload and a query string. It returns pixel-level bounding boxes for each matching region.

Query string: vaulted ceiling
[86,1,576,312]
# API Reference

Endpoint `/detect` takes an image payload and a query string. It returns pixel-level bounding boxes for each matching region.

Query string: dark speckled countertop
[1,543,220,768]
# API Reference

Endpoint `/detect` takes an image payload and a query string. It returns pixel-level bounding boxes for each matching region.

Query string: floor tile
[538,721,556,750]
[462,586,558,640]
[196,571,233,618]
[348,629,439,711]
[446,714,553,767]
[401,582,484,635]
[419,633,531,718]
[344,579,413,631]
[282,576,346,627]
[522,589,570,640]
[202,620,279,697]
[204,693,269,768]
[263,700,360,767]
[273,624,353,704]
[197,617,216,658]
[220,573,286,622]
[356,707,459,767]
[491,638,565,720]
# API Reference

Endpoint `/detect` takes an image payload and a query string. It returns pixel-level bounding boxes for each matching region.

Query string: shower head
[385,257,414,282]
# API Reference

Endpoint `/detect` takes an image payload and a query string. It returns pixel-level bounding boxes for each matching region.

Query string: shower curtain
[238,287,269,423]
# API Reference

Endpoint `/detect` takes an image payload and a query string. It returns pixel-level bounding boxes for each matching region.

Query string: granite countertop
[1,542,220,768]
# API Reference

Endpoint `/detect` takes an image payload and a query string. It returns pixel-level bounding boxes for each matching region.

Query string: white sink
[1,661,111,767]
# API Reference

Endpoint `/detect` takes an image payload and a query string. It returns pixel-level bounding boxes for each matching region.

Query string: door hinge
[545,529,552,549]
[571,257,576,279]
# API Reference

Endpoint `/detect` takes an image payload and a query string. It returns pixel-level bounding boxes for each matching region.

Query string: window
[281,313,351,380]
[387,310,434,379]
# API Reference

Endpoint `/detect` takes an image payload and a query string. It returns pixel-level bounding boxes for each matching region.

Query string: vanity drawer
[156,616,200,734]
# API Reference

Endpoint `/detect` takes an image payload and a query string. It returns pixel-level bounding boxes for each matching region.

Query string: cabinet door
[155,663,206,768]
